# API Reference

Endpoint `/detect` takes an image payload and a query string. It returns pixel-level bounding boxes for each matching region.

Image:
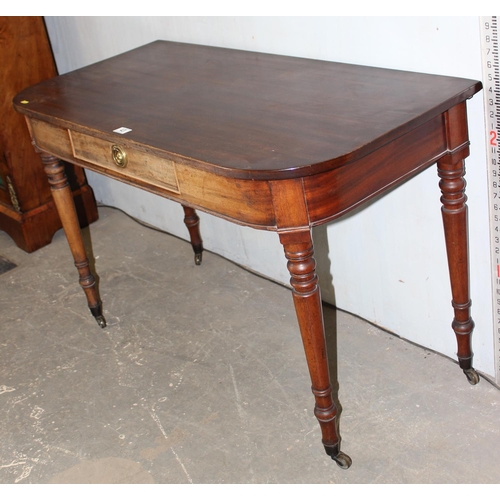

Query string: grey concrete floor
[1,206,500,484]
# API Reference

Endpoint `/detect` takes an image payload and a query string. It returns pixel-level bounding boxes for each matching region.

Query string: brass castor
[90,304,106,328]
[463,368,480,385]
[94,315,106,328]
[194,253,202,265]
[332,451,352,469]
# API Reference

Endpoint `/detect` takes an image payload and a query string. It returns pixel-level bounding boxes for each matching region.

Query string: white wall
[44,16,495,377]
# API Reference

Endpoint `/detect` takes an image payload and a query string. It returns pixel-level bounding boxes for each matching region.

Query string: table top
[14,40,482,180]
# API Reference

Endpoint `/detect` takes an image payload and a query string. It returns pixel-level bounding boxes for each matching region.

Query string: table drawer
[69,130,180,193]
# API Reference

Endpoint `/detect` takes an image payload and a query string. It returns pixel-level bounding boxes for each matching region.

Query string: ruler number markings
[480,16,500,384]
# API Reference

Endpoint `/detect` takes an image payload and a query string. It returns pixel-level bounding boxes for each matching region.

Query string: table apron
[304,114,450,226]
[26,118,277,230]
[26,113,459,232]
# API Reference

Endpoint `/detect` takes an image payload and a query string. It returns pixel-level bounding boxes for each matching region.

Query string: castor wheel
[463,368,480,385]
[331,451,352,469]
[194,253,202,265]
[94,315,107,328]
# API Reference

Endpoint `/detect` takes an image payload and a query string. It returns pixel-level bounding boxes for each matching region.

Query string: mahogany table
[13,40,483,468]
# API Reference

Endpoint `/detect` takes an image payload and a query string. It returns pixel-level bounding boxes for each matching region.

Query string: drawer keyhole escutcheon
[111,144,127,168]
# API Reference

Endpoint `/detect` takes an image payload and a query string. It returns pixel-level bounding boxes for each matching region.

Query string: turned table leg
[280,229,351,469]
[437,156,478,385]
[437,102,478,385]
[182,205,204,265]
[41,154,106,328]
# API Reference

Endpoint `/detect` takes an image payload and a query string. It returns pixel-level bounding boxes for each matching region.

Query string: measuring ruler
[480,16,500,385]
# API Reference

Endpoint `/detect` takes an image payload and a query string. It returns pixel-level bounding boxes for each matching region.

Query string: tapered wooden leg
[182,205,203,265]
[437,157,478,385]
[41,154,106,328]
[280,229,351,468]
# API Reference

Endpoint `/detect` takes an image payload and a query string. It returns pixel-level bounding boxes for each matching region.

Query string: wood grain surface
[14,40,482,180]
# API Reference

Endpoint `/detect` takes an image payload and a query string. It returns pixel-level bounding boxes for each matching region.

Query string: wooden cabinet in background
[0,16,98,252]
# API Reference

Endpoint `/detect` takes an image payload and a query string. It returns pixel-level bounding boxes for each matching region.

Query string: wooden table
[13,40,483,468]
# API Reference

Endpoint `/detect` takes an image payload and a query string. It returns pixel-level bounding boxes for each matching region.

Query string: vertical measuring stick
[480,16,500,385]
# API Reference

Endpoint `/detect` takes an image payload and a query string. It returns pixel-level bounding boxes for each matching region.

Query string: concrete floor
[1,206,500,484]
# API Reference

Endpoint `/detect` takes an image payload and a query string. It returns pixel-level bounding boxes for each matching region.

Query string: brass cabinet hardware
[111,144,127,168]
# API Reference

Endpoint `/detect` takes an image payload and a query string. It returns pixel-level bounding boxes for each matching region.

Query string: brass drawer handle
[111,144,127,167]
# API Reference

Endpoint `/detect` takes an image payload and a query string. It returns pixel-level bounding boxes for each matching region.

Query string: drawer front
[69,130,180,194]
